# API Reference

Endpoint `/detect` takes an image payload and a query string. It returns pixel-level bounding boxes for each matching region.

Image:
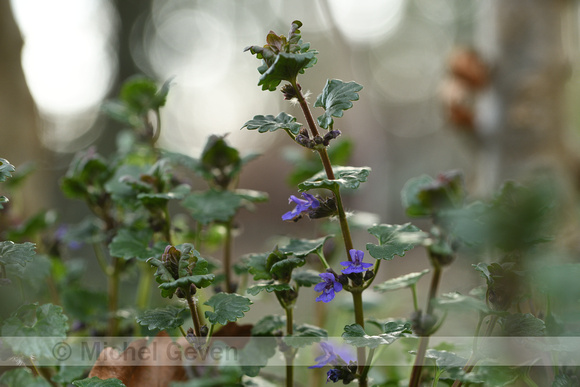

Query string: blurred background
[3,0,580,333]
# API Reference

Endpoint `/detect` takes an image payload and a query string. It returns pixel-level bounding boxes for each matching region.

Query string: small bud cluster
[295,128,341,149]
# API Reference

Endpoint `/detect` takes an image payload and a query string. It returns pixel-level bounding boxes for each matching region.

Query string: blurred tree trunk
[0,1,50,217]
[474,0,573,194]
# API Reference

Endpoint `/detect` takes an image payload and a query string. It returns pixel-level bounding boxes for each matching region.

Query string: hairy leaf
[0,368,52,387]
[136,305,189,331]
[374,269,430,292]
[182,190,242,225]
[278,235,333,257]
[243,252,271,281]
[292,270,322,287]
[298,166,371,192]
[432,292,490,313]
[0,241,36,267]
[256,51,317,91]
[242,112,302,135]
[500,313,545,337]
[342,323,410,349]
[1,303,68,358]
[314,79,363,129]
[246,282,293,296]
[251,315,286,336]
[284,324,327,348]
[204,293,253,325]
[366,223,423,260]
[109,228,166,261]
[0,158,15,182]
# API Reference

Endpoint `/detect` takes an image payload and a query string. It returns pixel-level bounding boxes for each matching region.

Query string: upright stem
[408,264,442,387]
[186,290,202,338]
[285,305,295,387]
[333,186,354,255]
[223,219,233,293]
[352,290,367,387]
[107,257,123,336]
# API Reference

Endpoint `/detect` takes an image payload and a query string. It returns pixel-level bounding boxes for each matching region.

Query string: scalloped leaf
[204,293,253,325]
[257,52,317,91]
[246,282,293,296]
[283,324,327,348]
[292,270,322,287]
[374,269,430,293]
[314,79,363,129]
[432,292,490,313]
[342,322,410,349]
[500,313,545,337]
[182,190,242,225]
[401,174,435,217]
[270,256,306,282]
[72,377,126,387]
[0,368,52,387]
[0,158,15,182]
[366,223,424,260]
[251,315,286,336]
[242,112,302,135]
[158,274,215,294]
[0,241,36,267]
[1,303,68,358]
[109,228,167,261]
[244,252,271,281]
[278,235,333,257]
[136,305,189,331]
[298,166,371,192]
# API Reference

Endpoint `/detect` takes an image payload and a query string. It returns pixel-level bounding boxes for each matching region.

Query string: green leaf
[374,269,430,292]
[234,189,269,203]
[298,166,371,192]
[246,282,293,296]
[1,303,68,358]
[0,241,36,267]
[0,368,52,387]
[251,315,286,336]
[366,223,423,260]
[182,190,242,225]
[242,112,302,135]
[424,349,467,369]
[270,256,305,281]
[292,270,322,287]
[158,274,215,295]
[342,323,410,349]
[500,313,545,337]
[72,377,127,387]
[278,235,333,257]
[0,196,8,209]
[0,158,15,182]
[283,324,327,348]
[243,252,272,281]
[431,292,490,313]
[148,244,214,298]
[204,293,253,325]
[61,287,108,322]
[401,175,435,217]
[553,374,578,387]
[258,52,317,91]
[314,79,363,129]
[136,305,189,331]
[109,228,167,261]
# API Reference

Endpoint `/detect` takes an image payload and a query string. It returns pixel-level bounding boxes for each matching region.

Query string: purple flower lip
[314,272,342,303]
[340,249,373,274]
[309,342,338,368]
[282,192,320,221]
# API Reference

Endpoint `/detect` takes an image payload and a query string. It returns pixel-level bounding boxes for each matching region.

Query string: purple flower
[282,192,320,221]
[314,272,342,303]
[340,249,373,274]
[309,342,338,369]
[326,368,341,383]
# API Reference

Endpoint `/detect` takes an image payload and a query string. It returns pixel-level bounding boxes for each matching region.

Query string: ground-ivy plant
[0,19,579,387]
